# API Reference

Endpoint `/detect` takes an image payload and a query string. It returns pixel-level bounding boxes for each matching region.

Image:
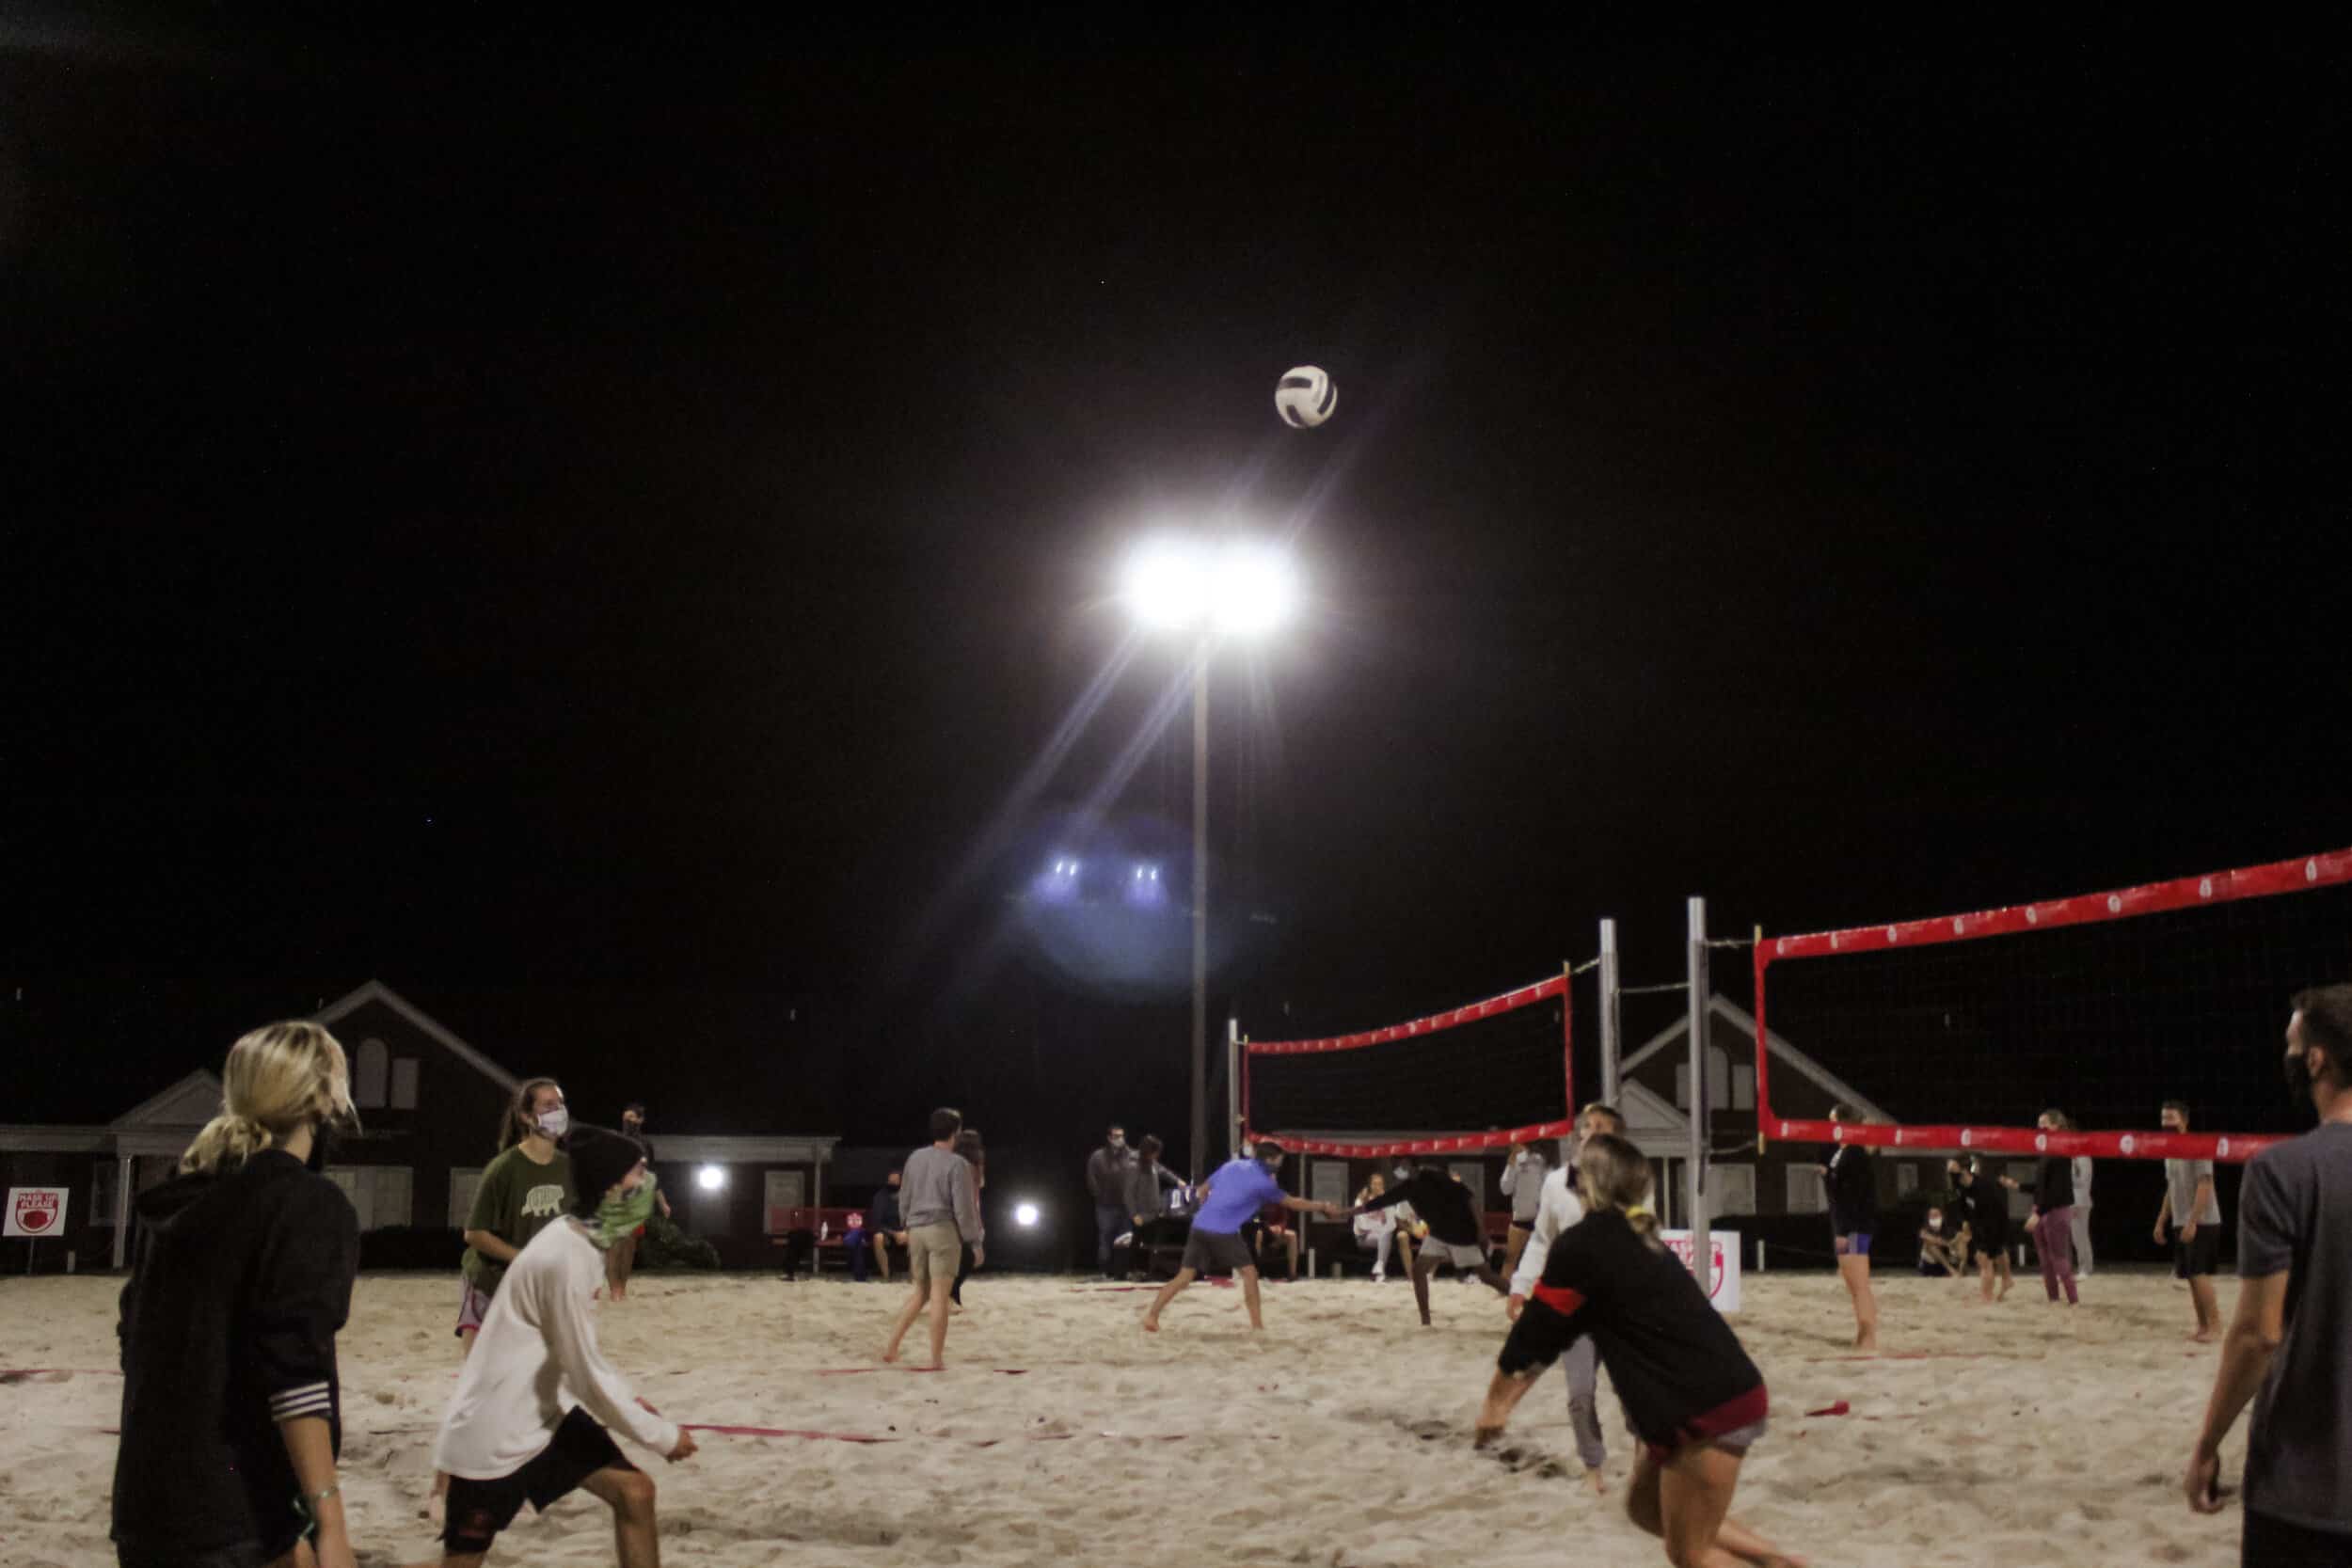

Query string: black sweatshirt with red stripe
[1499,1208,1765,1449]
[113,1148,359,1560]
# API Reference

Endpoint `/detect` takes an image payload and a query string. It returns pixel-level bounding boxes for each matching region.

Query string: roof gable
[1618,992,1893,1125]
[111,1069,225,1129]
[315,981,518,1093]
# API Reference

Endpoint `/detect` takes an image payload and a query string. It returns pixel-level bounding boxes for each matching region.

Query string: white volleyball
[1274,365,1337,428]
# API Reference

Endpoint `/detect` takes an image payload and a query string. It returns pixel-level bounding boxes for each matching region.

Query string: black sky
[5,17,2345,1164]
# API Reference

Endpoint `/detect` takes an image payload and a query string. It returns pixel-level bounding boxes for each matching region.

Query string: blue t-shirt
[1192,1157,1284,1234]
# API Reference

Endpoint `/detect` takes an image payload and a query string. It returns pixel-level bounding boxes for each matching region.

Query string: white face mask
[1928,1212,1944,1228]
[535,1107,570,1139]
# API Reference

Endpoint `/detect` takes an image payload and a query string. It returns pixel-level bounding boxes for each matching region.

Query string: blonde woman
[1477,1134,1800,1568]
[112,1022,362,1568]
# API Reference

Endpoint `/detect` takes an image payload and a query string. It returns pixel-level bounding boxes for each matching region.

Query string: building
[1,980,837,1272]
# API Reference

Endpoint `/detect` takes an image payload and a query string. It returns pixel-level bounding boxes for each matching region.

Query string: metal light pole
[1190,644,1210,1181]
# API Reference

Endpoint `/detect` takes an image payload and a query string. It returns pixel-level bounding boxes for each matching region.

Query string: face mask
[593,1170,659,1250]
[1927,1212,1943,1228]
[2285,1048,2315,1102]
[1109,1134,1125,1148]
[535,1107,570,1140]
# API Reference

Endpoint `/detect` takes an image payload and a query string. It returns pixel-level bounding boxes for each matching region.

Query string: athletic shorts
[444,1408,635,1555]
[1180,1227,1257,1275]
[2173,1227,2221,1279]
[908,1222,961,1288]
[117,1538,281,1568]
[1835,1231,1873,1258]
[2243,1506,2352,1567]
[455,1276,495,1337]
[1639,1383,1771,1466]
[1420,1238,1490,1272]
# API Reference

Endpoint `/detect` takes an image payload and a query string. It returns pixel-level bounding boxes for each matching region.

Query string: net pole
[1686,895,1709,1244]
[1598,918,1621,1106]
[1189,647,1209,1182]
[1752,926,1768,1155]
[1227,1016,1243,1163]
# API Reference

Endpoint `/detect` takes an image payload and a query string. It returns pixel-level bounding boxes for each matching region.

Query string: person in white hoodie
[1504,1101,1630,1496]
[427,1127,697,1567]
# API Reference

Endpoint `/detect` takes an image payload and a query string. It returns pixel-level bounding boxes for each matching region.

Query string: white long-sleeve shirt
[433,1217,679,1480]
[1507,1164,1589,1299]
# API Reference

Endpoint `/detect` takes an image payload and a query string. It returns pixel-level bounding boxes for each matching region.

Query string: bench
[768,1205,904,1277]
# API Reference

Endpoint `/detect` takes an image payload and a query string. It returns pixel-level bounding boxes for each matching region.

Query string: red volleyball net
[1754,846,2352,1164]
[1241,969,1576,1157]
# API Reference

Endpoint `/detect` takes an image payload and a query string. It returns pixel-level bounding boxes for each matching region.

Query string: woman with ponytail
[113,1021,363,1568]
[1475,1134,1801,1568]
[456,1077,576,1352]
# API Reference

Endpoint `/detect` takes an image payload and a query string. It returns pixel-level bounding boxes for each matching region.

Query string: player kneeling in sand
[423,1126,696,1568]
[1142,1138,1341,1333]
[1476,1134,1803,1568]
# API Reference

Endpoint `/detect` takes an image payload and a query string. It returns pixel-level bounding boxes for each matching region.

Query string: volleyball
[1274,365,1336,428]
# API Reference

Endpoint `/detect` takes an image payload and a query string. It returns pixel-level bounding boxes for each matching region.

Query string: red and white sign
[5,1187,68,1239]
[1661,1228,1742,1313]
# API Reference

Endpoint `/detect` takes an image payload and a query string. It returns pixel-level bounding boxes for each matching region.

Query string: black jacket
[113,1149,358,1559]
[1825,1144,1879,1234]
[1360,1168,1483,1247]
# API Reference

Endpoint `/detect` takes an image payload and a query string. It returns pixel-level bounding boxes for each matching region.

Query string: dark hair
[1107,1123,1124,1136]
[929,1106,963,1142]
[2039,1108,2072,1131]
[566,1127,647,1216]
[501,1076,563,1151]
[2293,985,2352,1085]
[624,1101,646,1117]
[954,1128,983,1161]
[1137,1134,1163,1159]
[1252,1136,1285,1162]
[1829,1101,1860,1124]
[2161,1099,2190,1119]
[1578,1101,1626,1133]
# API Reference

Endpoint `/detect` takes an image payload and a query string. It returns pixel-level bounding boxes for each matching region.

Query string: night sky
[6,18,2344,1194]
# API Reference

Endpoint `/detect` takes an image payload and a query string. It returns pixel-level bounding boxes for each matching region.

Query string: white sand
[1,1268,2249,1567]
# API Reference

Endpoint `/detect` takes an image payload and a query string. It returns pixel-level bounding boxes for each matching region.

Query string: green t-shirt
[460,1144,576,1296]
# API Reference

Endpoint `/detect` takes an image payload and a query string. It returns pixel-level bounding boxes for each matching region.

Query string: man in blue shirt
[1141,1139,1340,1335]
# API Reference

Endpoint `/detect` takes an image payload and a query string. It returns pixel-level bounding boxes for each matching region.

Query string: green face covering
[592,1170,659,1250]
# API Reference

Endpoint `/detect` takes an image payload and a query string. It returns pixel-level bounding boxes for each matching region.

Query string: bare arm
[278,1416,353,1568]
[1279,1195,1340,1217]
[463,1228,519,1263]
[2187,1271,2289,1512]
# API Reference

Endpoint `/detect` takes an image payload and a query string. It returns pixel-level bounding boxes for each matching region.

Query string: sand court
[2,1269,2249,1566]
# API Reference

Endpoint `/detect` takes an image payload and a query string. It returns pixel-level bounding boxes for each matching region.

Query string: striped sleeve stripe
[270,1383,334,1419]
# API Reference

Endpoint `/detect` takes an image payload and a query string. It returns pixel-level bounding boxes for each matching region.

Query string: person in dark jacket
[1353,1157,1509,1325]
[851,1169,906,1283]
[1084,1125,1135,1276]
[113,1020,363,1568]
[2001,1109,2081,1305]
[1819,1103,1881,1351]
[1949,1155,2015,1303]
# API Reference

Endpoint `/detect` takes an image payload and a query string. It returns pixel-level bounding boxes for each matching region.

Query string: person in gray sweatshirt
[882,1107,984,1369]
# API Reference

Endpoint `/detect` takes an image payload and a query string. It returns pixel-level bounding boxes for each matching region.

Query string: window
[1675,1063,1689,1108]
[693,1170,734,1238]
[764,1170,804,1234]
[1708,1162,1756,1215]
[1730,1064,1756,1112]
[389,1058,420,1110]
[1897,1163,1919,1196]
[1785,1164,1827,1214]
[354,1038,389,1109]
[92,1159,119,1227]
[326,1165,413,1231]
[1309,1161,1350,1210]
[449,1167,484,1230]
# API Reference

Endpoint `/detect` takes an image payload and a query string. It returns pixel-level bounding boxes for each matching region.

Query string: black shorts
[1180,1227,1257,1275]
[2174,1227,2221,1279]
[444,1408,635,1554]
[2244,1508,2352,1567]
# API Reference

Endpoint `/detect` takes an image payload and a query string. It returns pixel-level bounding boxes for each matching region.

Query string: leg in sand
[1141,1266,1197,1332]
[1627,1442,1805,1568]
[1835,1237,1879,1351]
[1238,1262,1265,1329]
[2187,1273,2220,1342]
[580,1463,662,1568]
[1411,1247,1440,1326]
[871,1231,892,1283]
[1503,1222,1533,1278]
[1563,1336,1608,1495]
[1469,1256,1512,1297]
[606,1230,638,1302]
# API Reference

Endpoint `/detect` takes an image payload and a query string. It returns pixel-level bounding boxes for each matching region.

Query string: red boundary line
[1754,845,2351,1164]
[1247,971,1566,1054]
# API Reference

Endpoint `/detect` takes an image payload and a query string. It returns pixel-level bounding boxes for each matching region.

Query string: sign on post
[1660,1227,1742,1313]
[5,1188,68,1239]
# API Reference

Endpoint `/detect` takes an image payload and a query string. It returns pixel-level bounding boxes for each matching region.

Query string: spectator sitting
[851,1170,907,1283]
[1916,1205,1970,1277]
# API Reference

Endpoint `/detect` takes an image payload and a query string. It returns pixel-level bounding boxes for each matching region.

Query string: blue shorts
[1835,1231,1873,1258]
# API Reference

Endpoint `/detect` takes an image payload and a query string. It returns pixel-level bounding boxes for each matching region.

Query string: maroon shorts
[1643,1382,1770,1465]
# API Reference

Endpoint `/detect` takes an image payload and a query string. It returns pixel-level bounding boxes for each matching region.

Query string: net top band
[1246,971,1567,1055]
[1763,846,2352,964]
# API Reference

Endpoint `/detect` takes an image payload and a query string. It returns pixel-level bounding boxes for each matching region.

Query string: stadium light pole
[1120,537,1297,1180]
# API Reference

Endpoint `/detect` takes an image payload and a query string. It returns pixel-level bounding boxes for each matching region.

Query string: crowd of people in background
[99,979,2352,1568]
